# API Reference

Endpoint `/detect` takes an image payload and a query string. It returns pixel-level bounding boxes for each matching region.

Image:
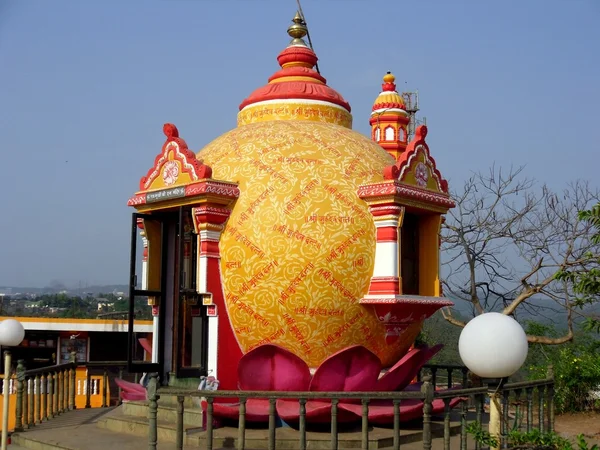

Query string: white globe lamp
[458,312,528,450]
[0,320,25,347]
[0,319,25,450]
[459,312,528,379]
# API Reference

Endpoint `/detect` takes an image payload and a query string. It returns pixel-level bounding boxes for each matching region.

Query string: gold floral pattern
[198,120,422,367]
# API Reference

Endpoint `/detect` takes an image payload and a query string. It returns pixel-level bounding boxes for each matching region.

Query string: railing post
[48,371,54,418]
[538,385,545,433]
[206,397,214,450]
[393,399,400,450]
[62,368,68,412]
[443,398,451,450]
[176,396,184,450]
[361,398,369,450]
[475,394,483,450]
[28,377,34,426]
[147,373,159,450]
[461,397,468,450]
[41,374,48,421]
[329,398,337,450]
[69,352,77,410]
[118,367,124,406]
[547,366,555,433]
[85,371,91,408]
[501,390,509,449]
[23,378,29,429]
[101,368,108,408]
[53,372,59,415]
[421,375,434,450]
[268,398,276,450]
[238,398,247,450]
[526,387,533,432]
[34,375,41,424]
[14,360,25,432]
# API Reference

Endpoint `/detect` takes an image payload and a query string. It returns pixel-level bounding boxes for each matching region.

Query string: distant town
[0,284,152,319]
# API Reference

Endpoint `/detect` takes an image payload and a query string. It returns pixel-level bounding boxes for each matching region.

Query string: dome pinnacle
[382,71,397,92]
[287,11,309,46]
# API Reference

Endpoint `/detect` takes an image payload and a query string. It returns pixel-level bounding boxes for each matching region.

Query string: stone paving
[11,407,476,450]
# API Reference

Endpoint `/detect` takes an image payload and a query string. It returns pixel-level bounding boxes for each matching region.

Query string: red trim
[200,240,220,256]
[193,206,232,226]
[383,125,450,194]
[127,181,239,207]
[239,45,351,112]
[371,101,406,112]
[268,66,326,84]
[369,205,403,217]
[357,181,455,209]
[368,277,400,295]
[376,227,398,242]
[369,114,410,124]
[239,81,351,112]
[139,124,212,191]
[206,257,243,391]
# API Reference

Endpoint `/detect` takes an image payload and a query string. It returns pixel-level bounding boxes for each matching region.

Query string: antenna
[402,89,421,141]
[295,0,320,74]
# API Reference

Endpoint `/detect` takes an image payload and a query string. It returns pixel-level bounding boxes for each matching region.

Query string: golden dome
[372,71,407,114]
[197,120,420,367]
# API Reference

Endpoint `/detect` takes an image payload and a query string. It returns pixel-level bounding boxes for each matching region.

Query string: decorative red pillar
[192,205,242,391]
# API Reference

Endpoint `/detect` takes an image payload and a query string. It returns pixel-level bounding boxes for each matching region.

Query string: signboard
[207,304,218,317]
[146,186,185,203]
[200,292,213,306]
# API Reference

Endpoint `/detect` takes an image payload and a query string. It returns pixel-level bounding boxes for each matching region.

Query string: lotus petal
[338,394,465,425]
[309,345,381,392]
[138,337,153,355]
[212,399,272,422]
[115,378,146,394]
[238,344,311,391]
[211,344,311,423]
[120,390,147,401]
[390,344,443,392]
[338,398,424,425]
[375,347,422,392]
[276,398,360,424]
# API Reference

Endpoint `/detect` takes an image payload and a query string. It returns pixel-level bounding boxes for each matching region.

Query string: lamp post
[0,319,25,450]
[458,313,528,450]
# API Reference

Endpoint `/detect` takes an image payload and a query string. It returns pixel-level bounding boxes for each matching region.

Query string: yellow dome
[197,120,422,367]
[372,71,407,114]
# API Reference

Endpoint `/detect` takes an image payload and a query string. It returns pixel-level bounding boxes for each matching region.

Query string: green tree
[442,167,600,344]
[556,203,600,333]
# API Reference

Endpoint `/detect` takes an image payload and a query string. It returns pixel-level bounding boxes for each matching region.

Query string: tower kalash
[127,13,459,424]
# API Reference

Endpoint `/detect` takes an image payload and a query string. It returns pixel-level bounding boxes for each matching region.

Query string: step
[97,406,463,449]
[96,407,202,446]
[12,422,176,450]
[121,400,203,427]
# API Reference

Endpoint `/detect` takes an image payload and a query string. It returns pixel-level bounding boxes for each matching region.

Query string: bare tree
[441,165,600,344]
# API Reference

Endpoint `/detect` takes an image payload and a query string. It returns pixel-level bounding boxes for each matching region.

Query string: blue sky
[0,0,598,288]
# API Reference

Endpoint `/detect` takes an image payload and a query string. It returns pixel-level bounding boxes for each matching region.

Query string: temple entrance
[127,207,209,379]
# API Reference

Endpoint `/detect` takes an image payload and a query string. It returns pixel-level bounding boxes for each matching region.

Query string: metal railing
[13,352,78,431]
[145,365,555,450]
[10,357,133,432]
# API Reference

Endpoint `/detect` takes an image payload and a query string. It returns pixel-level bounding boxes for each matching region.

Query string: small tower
[370,72,410,161]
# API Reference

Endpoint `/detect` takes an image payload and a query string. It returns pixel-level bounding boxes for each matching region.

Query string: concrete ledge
[122,400,203,427]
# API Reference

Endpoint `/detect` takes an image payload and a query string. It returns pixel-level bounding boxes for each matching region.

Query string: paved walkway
[11,407,476,450]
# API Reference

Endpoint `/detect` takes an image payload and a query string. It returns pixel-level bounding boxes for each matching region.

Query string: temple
[124,12,456,421]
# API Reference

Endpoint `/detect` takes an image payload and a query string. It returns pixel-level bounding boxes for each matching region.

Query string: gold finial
[287,11,308,46]
[383,71,396,83]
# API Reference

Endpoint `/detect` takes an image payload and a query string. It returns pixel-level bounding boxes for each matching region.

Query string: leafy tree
[441,166,600,344]
[556,203,600,333]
